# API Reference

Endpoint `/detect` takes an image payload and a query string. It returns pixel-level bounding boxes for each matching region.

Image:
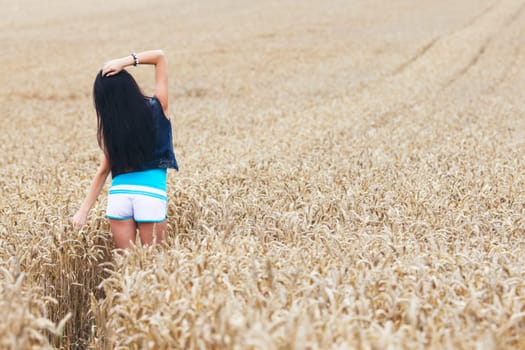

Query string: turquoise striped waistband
[108,185,167,201]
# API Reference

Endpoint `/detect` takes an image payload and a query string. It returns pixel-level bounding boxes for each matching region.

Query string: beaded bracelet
[131,52,139,66]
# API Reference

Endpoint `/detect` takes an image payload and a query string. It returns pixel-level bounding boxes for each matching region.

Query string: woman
[71,50,179,249]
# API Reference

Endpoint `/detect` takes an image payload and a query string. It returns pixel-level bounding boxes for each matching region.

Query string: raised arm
[102,50,169,115]
[70,154,111,229]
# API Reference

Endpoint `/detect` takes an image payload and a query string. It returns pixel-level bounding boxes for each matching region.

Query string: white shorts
[106,185,167,222]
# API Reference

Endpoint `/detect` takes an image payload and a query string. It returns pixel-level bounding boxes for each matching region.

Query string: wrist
[118,56,133,69]
[78,206,90,215]
[131,52,139,66]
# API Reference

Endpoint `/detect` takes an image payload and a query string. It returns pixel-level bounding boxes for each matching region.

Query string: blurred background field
[0,0,524,348]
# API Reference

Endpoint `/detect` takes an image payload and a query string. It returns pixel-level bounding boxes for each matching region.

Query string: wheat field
[1,0,524,348]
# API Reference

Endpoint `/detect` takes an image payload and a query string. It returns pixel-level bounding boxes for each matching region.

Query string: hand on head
[102,58,126,77]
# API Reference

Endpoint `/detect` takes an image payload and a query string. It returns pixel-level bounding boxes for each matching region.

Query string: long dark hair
[93,70,156,175]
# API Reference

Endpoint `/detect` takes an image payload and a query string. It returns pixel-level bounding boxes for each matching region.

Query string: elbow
[156,50,166,64]
[96,163,111,179]
[102,167,111,178]
[95,169,109,181]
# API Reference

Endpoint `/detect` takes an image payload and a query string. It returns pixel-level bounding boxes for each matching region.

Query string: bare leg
[137,220,167,246]
[109,219,137,250]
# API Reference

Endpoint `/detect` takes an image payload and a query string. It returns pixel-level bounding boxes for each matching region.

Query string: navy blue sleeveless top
[111,96,179,177]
